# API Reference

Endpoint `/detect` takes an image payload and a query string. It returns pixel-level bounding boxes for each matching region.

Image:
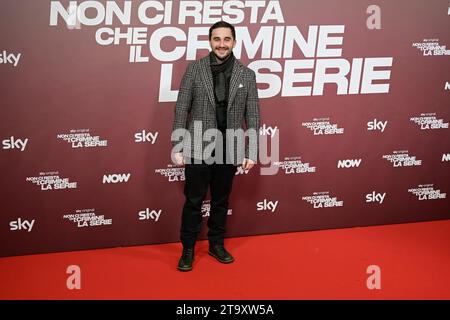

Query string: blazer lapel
[228,60,243,106]
[199,56,216,110]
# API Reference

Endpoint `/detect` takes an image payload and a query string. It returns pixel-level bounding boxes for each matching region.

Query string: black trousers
[180,160,237,248]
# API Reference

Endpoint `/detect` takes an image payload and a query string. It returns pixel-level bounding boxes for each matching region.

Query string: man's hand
[241,158,255,170]
[174,152,185,166]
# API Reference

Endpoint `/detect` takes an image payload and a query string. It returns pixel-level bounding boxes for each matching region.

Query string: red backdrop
[1,0,449,256]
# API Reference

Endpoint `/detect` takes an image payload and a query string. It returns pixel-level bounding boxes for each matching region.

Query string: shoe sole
[177,266,193,272]
[208,251,234,264]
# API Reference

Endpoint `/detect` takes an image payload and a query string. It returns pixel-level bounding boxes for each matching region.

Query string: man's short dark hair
[209,21,236,40]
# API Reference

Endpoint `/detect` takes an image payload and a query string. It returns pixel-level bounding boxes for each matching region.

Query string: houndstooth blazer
[172,53,260,166]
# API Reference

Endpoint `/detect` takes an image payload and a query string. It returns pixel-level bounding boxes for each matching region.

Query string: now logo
[442,153,450,162]
[102,173,131,184]
[337,159,362,168]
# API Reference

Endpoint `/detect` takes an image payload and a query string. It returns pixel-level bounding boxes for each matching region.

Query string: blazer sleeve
[172,62,195,149]
[244,70,261,163]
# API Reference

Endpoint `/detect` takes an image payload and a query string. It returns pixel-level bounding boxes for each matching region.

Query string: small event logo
[302,192,344,208]
[410,113,449,130]
[302,118,344,135]
[408,184,446,201]
[412,39,450,56]
[63,208,112,227]
[155,165,185,182]
[26,171,77,190]
[57,129,107,148]
[382,150,422,167]
[273,156,316,174]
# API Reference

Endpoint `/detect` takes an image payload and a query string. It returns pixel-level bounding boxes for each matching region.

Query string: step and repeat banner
[1,0,449,256]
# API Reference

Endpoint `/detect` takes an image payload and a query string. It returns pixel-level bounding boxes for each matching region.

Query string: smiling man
[171,21,260,271]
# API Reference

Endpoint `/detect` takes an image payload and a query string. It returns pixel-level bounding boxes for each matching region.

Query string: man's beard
[213,47,232,62]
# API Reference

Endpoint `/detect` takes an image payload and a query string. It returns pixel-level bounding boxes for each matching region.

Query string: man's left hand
[241,158,255,170]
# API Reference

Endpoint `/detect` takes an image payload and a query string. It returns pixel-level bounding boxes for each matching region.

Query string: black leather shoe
[177,247,194,271]
[208,244,234,264]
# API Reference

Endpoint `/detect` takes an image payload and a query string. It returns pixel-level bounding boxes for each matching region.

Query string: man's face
[209,27,236,61]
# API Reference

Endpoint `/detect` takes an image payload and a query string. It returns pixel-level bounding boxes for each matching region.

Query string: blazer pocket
[234,87,247,104]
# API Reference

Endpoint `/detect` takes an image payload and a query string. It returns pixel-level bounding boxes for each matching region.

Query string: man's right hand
[174,152,185,166]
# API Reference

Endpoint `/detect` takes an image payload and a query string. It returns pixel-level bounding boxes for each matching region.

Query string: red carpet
[1,220,449,300]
